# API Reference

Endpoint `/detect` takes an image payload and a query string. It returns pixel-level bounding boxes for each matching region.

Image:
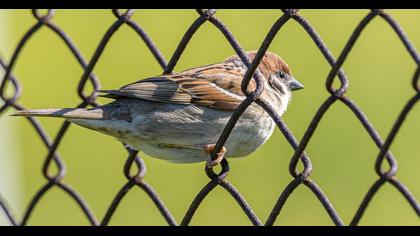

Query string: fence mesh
[0,9,419,226]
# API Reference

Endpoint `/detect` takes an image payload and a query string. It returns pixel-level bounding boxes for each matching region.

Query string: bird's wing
[99,63,254,111]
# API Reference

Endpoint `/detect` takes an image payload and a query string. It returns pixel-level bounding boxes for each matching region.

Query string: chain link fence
[0,9,419,226]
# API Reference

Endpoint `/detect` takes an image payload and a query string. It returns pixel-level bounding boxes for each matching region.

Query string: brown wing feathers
[98,67,246,111]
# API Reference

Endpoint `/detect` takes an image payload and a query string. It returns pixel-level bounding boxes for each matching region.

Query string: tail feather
[12,108,105,120]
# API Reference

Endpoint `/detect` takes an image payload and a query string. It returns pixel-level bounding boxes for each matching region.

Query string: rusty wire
[0,9,419,226]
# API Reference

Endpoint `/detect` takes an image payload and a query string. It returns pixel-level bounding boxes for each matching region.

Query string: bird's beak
[289,77,304,91]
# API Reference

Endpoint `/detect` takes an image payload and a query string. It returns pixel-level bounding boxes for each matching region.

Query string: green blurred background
[0,9,419,226]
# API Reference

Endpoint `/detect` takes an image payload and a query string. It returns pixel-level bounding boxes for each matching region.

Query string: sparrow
[14,51,304,167]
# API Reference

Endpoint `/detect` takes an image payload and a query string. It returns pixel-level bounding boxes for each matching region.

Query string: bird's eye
[277,71,286,79]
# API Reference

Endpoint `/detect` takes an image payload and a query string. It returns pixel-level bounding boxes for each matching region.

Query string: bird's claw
[204,144,226,168]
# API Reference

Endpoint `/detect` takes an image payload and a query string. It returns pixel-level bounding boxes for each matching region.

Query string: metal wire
[0,9,419,226]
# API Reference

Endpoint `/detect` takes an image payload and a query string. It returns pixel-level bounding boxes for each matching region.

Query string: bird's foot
[204,144,226,168]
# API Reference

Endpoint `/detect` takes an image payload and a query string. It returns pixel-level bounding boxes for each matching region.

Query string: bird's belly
[121,104,275,163]
[227,116,275,157]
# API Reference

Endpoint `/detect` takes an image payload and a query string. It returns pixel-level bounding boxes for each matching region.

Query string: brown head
[225,51,304,93]
[225,51,304,115]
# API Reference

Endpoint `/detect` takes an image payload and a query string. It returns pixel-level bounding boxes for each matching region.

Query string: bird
[13,51,304,167]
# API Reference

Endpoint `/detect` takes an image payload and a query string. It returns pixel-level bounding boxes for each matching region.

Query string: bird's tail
[12,108,105,120]
[12,107,134,140]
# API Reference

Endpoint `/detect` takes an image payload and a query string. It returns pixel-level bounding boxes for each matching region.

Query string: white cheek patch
[280,83,291,103]
[273,83,291,115]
